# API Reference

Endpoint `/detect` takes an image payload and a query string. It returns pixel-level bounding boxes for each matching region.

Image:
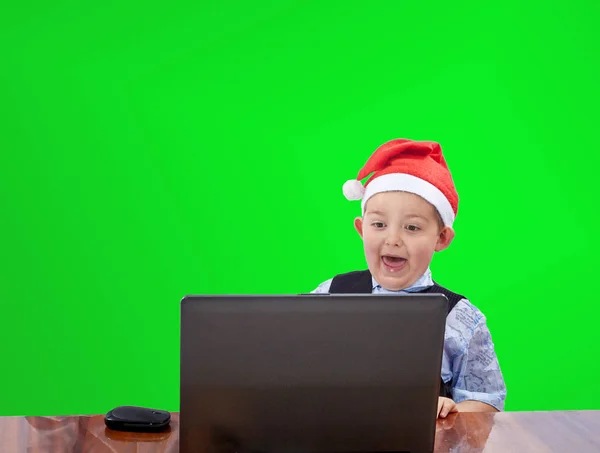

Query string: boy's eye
[406,225,420,231]
[372,222,385,228]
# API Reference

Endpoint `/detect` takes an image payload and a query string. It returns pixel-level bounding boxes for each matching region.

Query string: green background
[1,0,599,416]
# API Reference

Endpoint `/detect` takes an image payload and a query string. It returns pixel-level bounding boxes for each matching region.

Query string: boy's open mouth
[381,255,407,272]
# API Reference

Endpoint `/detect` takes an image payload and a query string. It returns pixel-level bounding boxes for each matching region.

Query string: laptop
[180,294,448,453]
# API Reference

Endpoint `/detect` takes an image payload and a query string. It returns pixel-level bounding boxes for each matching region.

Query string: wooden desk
[1,411,599,452]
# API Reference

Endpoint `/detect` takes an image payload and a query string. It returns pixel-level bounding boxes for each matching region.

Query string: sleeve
[311,278,333,293]
[450,307,507,411]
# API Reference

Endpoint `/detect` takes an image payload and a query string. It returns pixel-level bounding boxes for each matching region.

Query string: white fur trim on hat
[360,173,455,226]
[342,179,365,200]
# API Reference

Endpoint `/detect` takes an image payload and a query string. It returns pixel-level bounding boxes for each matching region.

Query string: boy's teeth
[382,256,406,266]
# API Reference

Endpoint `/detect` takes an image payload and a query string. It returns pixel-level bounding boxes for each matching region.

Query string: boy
[312,138,506,419]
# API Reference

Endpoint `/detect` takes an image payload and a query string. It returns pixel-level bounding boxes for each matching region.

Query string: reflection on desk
[1,411,599,452]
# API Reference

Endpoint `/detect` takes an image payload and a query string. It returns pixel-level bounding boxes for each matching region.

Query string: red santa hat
[342,138,459,226]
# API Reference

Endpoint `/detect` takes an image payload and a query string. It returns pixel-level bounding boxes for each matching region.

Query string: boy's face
[354,191,455,291]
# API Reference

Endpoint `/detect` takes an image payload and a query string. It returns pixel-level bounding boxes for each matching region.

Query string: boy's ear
[354,217,364,238]
[435,226,455,252]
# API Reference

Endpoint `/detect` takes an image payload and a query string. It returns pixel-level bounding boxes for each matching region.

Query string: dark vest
[328,269,466,400]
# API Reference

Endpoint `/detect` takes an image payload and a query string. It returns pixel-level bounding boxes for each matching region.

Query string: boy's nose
[385,230,404,247]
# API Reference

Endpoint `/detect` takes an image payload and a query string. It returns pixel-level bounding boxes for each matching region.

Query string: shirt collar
[371,267,434,293]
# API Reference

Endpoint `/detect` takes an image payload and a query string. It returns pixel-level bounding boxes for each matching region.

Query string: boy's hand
[437,397,458,419]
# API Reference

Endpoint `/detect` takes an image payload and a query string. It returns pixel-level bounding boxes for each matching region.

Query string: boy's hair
[435,210,445,231]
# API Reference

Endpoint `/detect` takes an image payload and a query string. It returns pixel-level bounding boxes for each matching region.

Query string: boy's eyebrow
[405,213,429,220]
[365,210,387,216]
[366,211,431,221]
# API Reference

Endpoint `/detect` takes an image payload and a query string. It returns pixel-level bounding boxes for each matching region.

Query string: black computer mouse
[104,405,171,432]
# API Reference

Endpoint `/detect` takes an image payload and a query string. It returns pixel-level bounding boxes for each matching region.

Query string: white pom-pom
[342,179,365,200]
